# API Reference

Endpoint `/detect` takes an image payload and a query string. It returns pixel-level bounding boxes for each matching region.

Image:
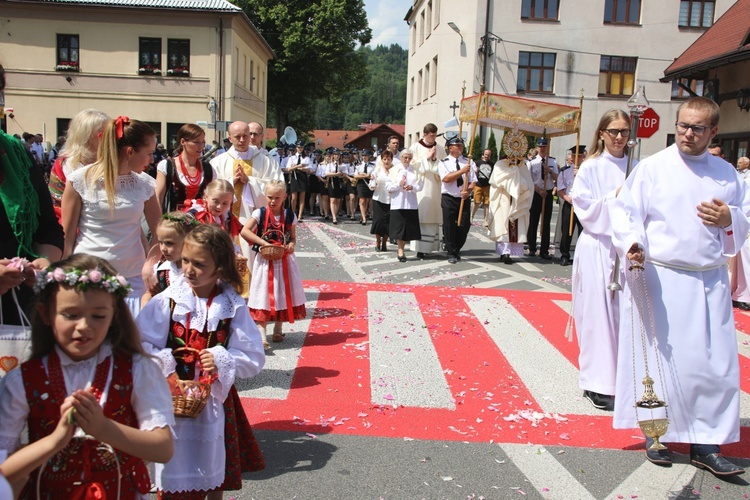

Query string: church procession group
[0,89,749,498]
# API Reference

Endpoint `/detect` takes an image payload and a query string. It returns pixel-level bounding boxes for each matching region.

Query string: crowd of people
[0,52,748,497]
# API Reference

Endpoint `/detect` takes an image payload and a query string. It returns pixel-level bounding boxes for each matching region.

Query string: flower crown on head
[162,212,200,228]
[34,267,132,297]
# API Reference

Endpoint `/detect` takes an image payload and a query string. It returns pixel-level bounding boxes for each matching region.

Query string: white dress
[68,165,156,312]
[611,145,750,444]
[137,282,265,493]
[247,209,306,321]
[0,342,175,499]
[569,152,629,396]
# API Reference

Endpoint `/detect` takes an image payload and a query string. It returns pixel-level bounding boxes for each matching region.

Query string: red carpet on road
[242,280,750,458]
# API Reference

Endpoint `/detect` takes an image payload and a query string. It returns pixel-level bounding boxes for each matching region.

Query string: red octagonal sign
[637,107,660,139]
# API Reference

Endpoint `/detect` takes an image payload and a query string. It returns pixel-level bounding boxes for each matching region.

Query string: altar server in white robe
[612,97,749,476]
[570,110,631,412]
[729,156,750,310]
[408,123,445,258]
[487,149,534,265]
[211,121,283,259]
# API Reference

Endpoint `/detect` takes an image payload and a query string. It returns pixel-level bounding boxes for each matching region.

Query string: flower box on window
[55,63,79,72]
[167,67,190,76]
[138,67,162,75]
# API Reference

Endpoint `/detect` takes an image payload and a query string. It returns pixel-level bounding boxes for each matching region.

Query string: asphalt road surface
[230,208,750,500]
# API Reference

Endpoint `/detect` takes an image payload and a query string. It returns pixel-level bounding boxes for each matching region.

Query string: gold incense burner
[636,375,669,450]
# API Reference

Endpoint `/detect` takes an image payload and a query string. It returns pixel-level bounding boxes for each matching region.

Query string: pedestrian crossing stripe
[238,280,750,458]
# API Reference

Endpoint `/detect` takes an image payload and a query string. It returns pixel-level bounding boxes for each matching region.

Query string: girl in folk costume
[61,116,161,314]
[140,211,199,308]
[48,109,110,224]
[386,150,423,262]
[241,180,306,350]
[369,149,396,252]
[137,224,266,499]
[183,179,243,242]
[184,179,249,297]
[0,254,175,498]
[354,149,376,225]
[325,150,347,224]
[155,124,216,213]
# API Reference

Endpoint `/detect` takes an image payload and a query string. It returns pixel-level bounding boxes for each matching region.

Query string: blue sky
[364,0,410,49]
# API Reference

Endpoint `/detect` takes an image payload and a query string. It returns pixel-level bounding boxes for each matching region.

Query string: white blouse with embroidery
[136,280,265,493]
[0,342,174,454]
[68,165,156,278]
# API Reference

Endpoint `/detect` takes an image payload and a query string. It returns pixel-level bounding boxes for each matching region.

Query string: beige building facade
[0,0,273,149]
[404,0,735,160]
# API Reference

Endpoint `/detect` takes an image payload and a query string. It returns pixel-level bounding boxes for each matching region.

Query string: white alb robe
[409,141,445,253]
[569,151,629,395]
[487,159,534,256]
[611,144,750,444]
[730,169,750,303]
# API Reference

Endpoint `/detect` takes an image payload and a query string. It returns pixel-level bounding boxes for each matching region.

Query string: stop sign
[637,108,660,139]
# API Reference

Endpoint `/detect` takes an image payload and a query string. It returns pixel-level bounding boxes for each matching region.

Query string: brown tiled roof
[663,0,750,80]
[265,128,364,151]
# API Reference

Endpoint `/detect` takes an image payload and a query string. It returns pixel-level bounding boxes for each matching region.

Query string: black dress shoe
[416,252,426,259]
[691,453,745,476]
[583,390,615,411]
[398,254,407,262]
[448,256,458,264]
[732,300,750,311]
[500,254,514,265]
[540,253,552,260]
[560,256,571,266]
[644,437,672,466]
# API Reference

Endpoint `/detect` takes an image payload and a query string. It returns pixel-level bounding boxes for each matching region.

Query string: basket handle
[171,347,206,374]
[261,228,286,245]
[172,346,202,356]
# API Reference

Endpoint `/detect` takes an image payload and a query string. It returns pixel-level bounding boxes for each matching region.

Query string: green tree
[469,134,482,160]
[487,130,498,164]
[235,0,372,138]
[316,44,407,129]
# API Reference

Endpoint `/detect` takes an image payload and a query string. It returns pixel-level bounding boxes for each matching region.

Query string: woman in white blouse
[369,149,395,252]
[386,150,423,262]
[61,116,161,313]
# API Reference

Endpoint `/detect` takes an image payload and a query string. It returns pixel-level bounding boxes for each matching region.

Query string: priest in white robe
[611,98,749,476]
[409,123,445,257]
[211,121,283,259]
[487,156,533,264]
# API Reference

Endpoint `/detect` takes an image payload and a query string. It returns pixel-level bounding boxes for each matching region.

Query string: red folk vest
[21,351,151,499]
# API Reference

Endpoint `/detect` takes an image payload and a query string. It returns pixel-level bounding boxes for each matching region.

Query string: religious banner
[459,93,580,137]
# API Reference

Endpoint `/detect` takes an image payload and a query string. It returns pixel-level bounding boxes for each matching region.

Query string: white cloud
[364,0,410,48]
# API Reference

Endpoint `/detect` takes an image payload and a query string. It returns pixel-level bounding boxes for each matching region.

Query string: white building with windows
[0,0,273,148]
[404,0,735,159]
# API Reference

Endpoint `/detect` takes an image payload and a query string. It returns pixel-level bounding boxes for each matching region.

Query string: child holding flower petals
[137,223,266,499]
[0,253,175,498]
